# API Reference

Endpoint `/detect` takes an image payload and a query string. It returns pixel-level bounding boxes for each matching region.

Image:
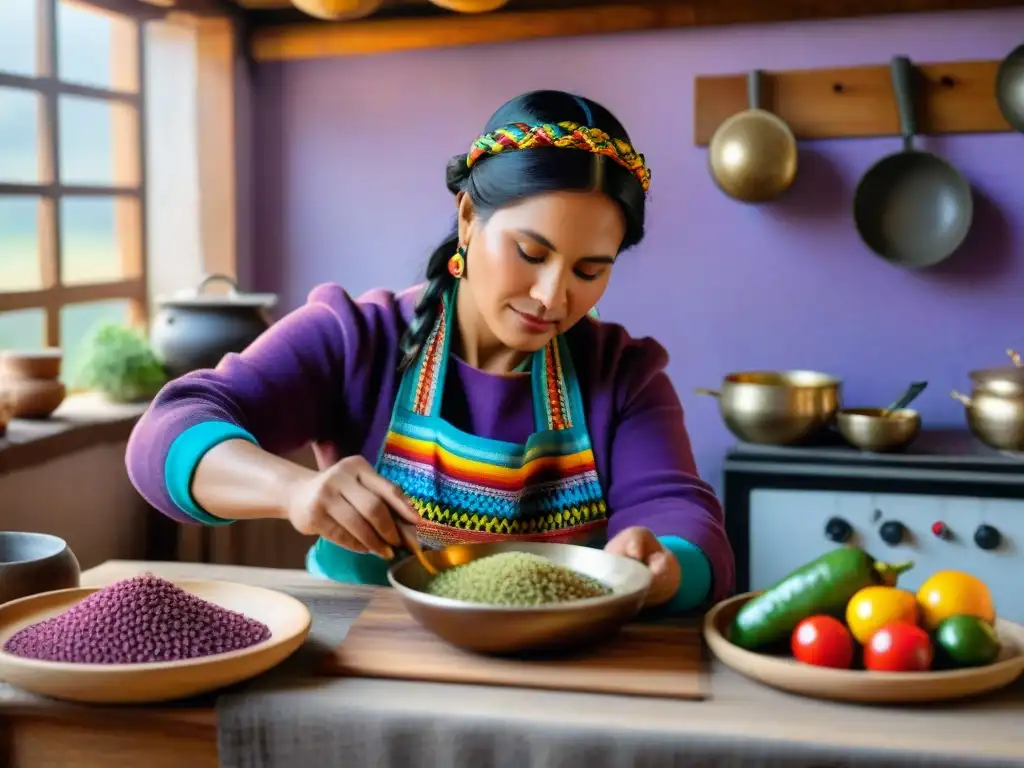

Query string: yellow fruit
[845,586,919,645]
[916,570,995,630]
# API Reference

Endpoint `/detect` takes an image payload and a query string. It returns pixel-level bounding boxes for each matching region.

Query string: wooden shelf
[694,59,1014,145]
[247,0,1024,62]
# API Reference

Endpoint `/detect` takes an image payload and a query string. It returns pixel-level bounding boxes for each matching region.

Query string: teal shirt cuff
[657,535,713,614]
[165,421,258,526]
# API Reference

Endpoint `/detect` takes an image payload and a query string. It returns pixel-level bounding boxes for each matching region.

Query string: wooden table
[2,560,1023,768]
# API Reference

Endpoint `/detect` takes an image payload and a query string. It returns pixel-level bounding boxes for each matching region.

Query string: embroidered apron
[307,286,609,585]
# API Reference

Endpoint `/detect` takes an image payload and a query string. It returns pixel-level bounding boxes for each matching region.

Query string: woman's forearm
[191,439,315,522]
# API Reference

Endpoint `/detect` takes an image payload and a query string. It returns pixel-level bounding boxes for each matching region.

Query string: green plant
[71,322,168,403]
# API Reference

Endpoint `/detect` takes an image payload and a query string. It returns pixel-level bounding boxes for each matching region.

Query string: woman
[126,90,734,613]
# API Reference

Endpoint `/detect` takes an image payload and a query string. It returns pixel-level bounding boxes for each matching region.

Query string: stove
[722,429,1024,624]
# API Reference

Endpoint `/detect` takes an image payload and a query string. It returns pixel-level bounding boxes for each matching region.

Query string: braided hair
[398,90,647,369]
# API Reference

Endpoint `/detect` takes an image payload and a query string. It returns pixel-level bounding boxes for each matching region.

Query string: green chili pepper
[729,547,913,650]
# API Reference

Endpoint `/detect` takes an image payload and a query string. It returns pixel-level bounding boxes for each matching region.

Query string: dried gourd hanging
[291,0,383,21]
[428,0,509,12]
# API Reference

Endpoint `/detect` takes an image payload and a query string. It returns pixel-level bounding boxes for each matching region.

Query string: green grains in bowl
[424,552,612,606]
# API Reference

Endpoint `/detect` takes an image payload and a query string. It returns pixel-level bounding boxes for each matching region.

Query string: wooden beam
[194,17,239,281]
[693,59,1012,144]
[249,0,1024,61]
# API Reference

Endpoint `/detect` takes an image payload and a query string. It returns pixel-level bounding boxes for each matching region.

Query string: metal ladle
[707,70,798,203]
[881,381,928,416]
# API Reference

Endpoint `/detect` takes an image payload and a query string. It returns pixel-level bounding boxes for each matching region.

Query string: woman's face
[457,190,626,354]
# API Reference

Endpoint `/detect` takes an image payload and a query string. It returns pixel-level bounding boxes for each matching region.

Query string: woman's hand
[284,455,421,559]
[604,526,681,607]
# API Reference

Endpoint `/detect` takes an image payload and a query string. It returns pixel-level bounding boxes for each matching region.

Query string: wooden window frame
[1,1,242,353]
[0,0,150,344]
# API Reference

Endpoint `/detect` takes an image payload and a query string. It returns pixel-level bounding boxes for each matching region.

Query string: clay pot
[428,0,509,11]
[0,390,13,438]
[2,378,67,419]
[0,349,67,419]
[0,349,62,380]
[291,0,382,20]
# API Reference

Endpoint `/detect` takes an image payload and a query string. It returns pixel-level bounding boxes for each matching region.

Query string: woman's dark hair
[398,89,647,368]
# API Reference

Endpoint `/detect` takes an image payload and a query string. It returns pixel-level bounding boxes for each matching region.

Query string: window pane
[61,196,130,285]
[57,0,114,90]
[0,87,42,184]
[61,298,132,381]
[0,196,43,292]
[0,309,46,352]
[0,0,37,77]
[59,95,118,186]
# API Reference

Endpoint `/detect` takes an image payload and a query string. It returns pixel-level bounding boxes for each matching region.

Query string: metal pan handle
[747,70,765,111]
[890,55,918,152]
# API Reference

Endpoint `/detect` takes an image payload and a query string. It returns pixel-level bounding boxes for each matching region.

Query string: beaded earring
[448,246,466,278]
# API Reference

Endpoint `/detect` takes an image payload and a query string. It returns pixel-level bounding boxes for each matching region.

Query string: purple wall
[251,8,1024,488]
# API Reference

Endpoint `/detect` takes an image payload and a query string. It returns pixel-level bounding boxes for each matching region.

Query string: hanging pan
[996,42,1024,133]
[708,70,798,203]
[852,55,974,269]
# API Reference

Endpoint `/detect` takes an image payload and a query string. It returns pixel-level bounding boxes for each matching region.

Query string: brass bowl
[695,370,841,445]
[836,407,921,452]
[387,542,652,655]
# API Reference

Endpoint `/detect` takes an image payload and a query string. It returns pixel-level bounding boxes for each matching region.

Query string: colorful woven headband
[466,121,651,193]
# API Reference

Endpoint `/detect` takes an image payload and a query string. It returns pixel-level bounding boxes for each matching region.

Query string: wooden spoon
[396,521,438,576]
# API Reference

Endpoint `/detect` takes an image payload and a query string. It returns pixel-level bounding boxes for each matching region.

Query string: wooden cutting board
[320,590,707,700]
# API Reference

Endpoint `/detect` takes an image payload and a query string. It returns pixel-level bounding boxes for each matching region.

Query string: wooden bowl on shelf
[703,592,1024,704]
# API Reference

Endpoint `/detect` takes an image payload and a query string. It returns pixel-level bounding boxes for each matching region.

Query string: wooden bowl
[703,592,1024,704]
[0,349,63,381]
[0,580,311,703]
[388,541,652,654]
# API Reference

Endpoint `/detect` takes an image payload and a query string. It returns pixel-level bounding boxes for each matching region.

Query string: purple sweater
[126,283,735,603]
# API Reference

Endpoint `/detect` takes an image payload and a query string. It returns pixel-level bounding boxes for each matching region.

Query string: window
[1,0,147,361]
[1,1,243,375]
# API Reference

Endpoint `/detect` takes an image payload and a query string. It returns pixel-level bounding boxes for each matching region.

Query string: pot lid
[969,365,1024,382]
[157,274,278,309]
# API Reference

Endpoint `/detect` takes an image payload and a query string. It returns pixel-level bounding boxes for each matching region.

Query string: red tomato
[864,622,934,672]
[791,615,855,669]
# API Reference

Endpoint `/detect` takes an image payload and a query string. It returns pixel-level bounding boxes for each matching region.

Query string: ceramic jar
[0,531,81,605]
